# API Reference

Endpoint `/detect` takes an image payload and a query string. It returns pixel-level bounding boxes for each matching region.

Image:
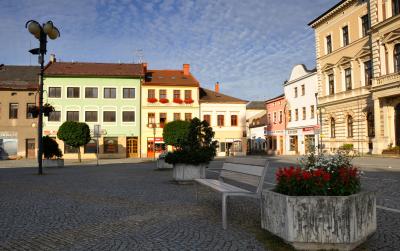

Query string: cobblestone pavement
[0,163,266,251]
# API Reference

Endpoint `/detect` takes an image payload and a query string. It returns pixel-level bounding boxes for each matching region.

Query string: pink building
[265,94,287,155]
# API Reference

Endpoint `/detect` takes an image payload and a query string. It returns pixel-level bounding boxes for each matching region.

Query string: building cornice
[284,71,317,86]
[308,0,353,28]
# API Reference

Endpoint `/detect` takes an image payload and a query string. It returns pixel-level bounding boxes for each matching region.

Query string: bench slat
[222,163,264,176]
[220,170,261,187]
[195,179,251,194]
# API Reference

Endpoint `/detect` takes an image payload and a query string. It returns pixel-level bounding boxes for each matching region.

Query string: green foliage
[162,120,190,148]
[42,136,62,159]
[57,121,91,148]
[340,143,354,150]
[165,118,217,165]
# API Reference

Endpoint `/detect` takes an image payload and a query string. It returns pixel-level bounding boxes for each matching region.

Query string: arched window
[394,43,400,73]
[347,115,353,138]
[330,118,336,138]
[367,112,375,137]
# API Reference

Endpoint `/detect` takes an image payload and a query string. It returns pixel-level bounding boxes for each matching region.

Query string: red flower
[302,171,312,180]
[322,172,331,182]
[147,98,157,103]
[173,98,183,104]
[159,98,169,103]
[184,98,194,104]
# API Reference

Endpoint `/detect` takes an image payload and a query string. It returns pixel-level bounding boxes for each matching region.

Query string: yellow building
[141,64,200,158]
[309,0,373,154]
[370,0,400,153]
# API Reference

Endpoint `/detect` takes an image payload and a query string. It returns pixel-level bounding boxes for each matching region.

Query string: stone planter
[173,163,206,182]
[157,159,173,169]
[261,189,376,251]
[43,159,64,168]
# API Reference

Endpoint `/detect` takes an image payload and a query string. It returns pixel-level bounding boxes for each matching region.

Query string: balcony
[318,86,371,105]
[373,72,400,87]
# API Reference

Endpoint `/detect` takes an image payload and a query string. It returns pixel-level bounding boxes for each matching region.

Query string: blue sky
[1,0,338,101]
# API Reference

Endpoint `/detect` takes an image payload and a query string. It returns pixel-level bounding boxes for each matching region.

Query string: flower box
[173,98,183,104]
[184,98,194,104]
[43,103,55,117]
[43,159,64,168]
[261,189,376,251]
[159,98,169,103]
[147,98,158,103]
[173,163,206,182]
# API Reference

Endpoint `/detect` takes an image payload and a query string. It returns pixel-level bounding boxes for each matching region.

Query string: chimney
[215,82,220,93]
[183,64,190,76]
[50,54,56,63]
[143,62,148,73]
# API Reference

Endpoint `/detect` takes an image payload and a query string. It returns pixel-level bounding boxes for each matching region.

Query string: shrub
[163,120,190,148]
[340,143,354,151]
[42,136,62,159]
[57,121,91,162]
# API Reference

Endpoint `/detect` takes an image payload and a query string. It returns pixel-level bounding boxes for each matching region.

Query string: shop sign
[265,130,284,136]
[148,137,164,143]
[302,127,315,132]
[0,131,17,139]
[287,130,297,135]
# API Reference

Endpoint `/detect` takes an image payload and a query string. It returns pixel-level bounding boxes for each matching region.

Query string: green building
[43,60,144,159]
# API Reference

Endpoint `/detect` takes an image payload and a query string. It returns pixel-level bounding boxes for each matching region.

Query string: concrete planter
[157,159,173,169]
[173,163,206,182]
[261,189,376,251]
[43,159,64,168]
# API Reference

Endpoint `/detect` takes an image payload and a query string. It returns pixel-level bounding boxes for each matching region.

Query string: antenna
[134,49,144,63]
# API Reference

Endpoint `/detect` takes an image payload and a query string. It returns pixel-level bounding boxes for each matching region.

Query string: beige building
[0,65,39,159]
[199,84,247,156]
[370,0,400,153]
[309,0,374,154]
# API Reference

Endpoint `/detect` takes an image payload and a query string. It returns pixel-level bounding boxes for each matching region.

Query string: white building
[284,64,319,155]
[248,111,267,154]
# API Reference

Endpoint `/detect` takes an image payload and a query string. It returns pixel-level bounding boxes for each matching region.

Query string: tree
[163,120,190,148]
[42,136,62,159]
[57,121,91,162]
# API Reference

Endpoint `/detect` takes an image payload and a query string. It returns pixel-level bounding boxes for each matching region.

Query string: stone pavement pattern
[0,163,265,251]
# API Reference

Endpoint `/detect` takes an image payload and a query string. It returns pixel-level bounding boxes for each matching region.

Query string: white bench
[194,158,269,229]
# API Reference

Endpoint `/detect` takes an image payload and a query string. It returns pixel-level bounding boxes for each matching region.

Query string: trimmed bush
[57,121,91,162]
[42,136,62,159]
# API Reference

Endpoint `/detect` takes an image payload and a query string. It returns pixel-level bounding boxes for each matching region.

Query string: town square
[1,0,400,250]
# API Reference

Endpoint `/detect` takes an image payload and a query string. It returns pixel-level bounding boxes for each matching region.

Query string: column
[379,43,387,76]
[387,44,395,74]
[372,98,381,154]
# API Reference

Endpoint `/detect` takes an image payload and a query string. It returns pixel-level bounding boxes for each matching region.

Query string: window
[84,139,97,154]
[104,88,116,99]
[85,87,98,98]
[326,35,332,54]
[48,111,61,121]
[48,87,61,98]
[26,103,36,119]
[301,85,305,96]
[148,113,155,125]
[302,107,306,120]
[393,0,400,16]
[64,144,78,153]
[123,88,135,99]
[279,111,283,123]
[203,114,211,125]
[9,103,18,119]
[122,111,135,122]
[184,90,192,100]
[328,74,335,95]
[367,112,375,137]
[67,111,79,121]
[331,118,336,138]
[342,26,349,46]
[345,68,352,91]
[103,111,116,122]
[361,14,369,37]
[159,89,167,99]
[273,112,277,123]
[294,87,298,98]
[148,89,155,98]
[85,111,98,122]
[288,110,291,122]
[173,90,180,99]
[217,115,224,126]
[364,60,372,85]
[395,44,400,73]
[231,115,238,126]
[267,113,271,124]
[295,109,298,121]
[220,142,226,152]
[185,113,192,121]
[174,113,181,121]
[160,113,167,127]
[67,87,79,98]
[347,116,353,138]
[310,105,315,119]
[104,137,118,154]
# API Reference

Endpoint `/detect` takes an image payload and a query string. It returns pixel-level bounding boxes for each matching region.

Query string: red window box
[147,98,158,103]
[159,98,169,103]
[184,98,194,104]
[173,98,183,104]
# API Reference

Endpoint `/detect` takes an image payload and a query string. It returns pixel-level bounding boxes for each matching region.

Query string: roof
[0,65,39,90]
[249,113,267,128]
[246,101,266,110]
[44,62,145,77]
[308,0,349,27]
[144,70,199,87]
[199,88,247,104]
[265,94,285,104]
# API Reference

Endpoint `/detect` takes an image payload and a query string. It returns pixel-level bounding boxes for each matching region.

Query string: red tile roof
[144,70,199,87]
[44,62,145,77]
[0,65,39,90]
[199,88,247,104]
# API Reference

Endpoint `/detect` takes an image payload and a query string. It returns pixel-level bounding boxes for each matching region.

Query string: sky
[0,0,338,101]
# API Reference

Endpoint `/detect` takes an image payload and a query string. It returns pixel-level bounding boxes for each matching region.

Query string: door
[305,135,315,154]
[396,104,400,146]
[147,139,155,158]
[26,139,35,159]
[126,137,138,158]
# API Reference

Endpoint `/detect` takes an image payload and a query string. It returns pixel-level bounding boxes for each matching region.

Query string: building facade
[309,0,373,154]
[284,65,319,155]
[0,65,39,159]
[248,111,267,154]
[370,0,400,153]
[199,84,247,157]
[265,94,286,155]
[141,64,200,158]
[245,101,266,154]
[43,61,143,159]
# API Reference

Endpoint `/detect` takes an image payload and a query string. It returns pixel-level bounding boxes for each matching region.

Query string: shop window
[104,137,118,153]
[84,139,97,153]
[220,142,226,152]
[64,144,78,153]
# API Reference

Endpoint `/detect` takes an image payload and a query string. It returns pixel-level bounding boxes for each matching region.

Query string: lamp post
[315,93,325,155]
[149,123,158,161]
[26,20,60,175]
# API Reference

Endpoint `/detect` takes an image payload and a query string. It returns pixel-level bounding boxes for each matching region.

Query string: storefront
[147,137,166,158]
[285,126,319,155]
[0,131,18,159]
[264,130,284,155]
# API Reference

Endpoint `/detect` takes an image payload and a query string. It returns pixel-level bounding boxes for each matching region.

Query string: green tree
[57,121,91,162]
[42,136,62,159]
[163,120,190,148]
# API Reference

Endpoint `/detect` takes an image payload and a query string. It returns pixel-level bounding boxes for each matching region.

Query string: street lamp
[26,20,60,175]
[315,93,325,155]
